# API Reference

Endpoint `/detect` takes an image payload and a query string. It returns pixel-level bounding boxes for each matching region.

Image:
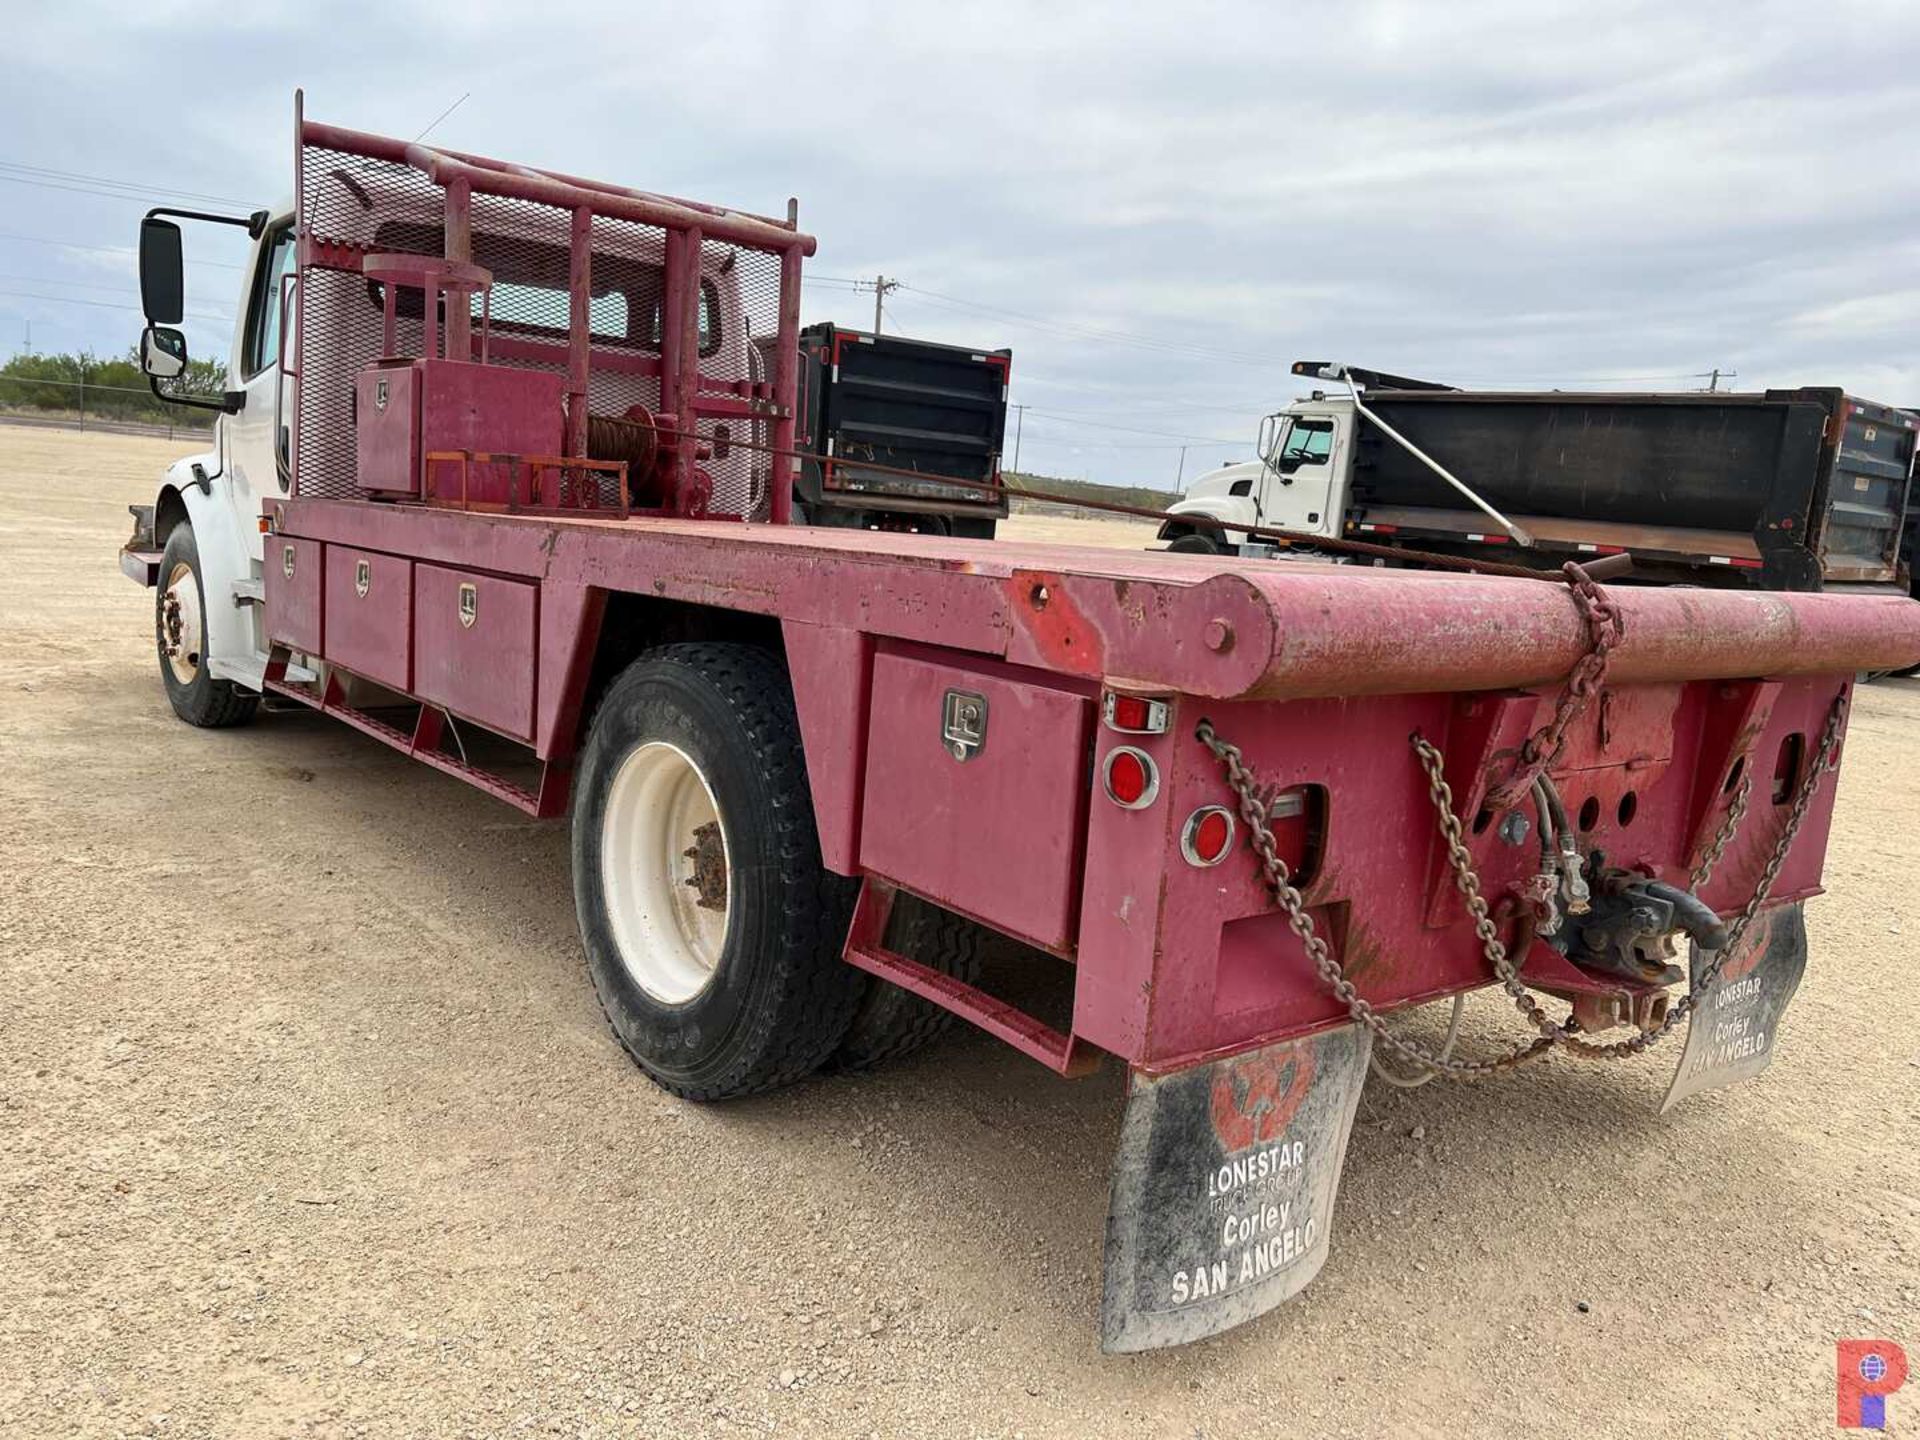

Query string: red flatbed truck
[119,98,1920,1351]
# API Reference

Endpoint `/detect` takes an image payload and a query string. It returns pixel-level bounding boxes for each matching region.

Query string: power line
[0,271,237,307]
[0,158,253,210]
[0,289,232,323]
[898,282,1289,369]
[1023,407,1238,443]
[0,230,244,270]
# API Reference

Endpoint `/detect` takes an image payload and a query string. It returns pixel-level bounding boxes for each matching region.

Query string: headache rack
[290,94,815,522]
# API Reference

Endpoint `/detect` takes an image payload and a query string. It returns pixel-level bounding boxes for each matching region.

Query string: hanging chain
[1198,719,1558,1079]
[1484,562,1625,811]
[1690,768,1753,891]
[1196,689,1849,1080]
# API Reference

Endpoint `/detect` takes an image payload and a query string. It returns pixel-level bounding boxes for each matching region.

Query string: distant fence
[0,374,214,442]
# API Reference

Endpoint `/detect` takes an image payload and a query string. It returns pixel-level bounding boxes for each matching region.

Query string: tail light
[1103,746,1159,809]
[1103,691,1171,734]
[1181,806,1236,866]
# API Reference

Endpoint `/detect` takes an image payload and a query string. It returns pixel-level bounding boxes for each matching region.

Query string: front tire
[571,643,862,1099]
[1165,531,1224,555]
[156,522,257,729]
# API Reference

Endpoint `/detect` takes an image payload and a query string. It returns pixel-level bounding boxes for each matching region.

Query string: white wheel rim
[160,559,203,686]
[600,741,732,1004]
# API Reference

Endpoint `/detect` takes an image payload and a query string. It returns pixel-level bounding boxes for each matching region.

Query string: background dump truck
[117,98,1920,1352]
[785,321,1010,538]
[1163,362,1917,595]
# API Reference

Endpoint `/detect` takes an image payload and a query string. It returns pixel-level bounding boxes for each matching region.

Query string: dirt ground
[1,425,1915,1440]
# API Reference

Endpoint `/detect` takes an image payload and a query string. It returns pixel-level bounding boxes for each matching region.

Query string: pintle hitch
[1550,865,1728,988]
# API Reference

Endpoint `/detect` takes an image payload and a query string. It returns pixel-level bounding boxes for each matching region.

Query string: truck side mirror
[140,325,188,381]
[139,217,185,325]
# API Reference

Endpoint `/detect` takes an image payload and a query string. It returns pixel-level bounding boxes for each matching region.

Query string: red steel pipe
[1225,566,1920,698]
[300,121,814,257]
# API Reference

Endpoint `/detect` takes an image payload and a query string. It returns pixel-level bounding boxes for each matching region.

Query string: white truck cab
[1160,395,1356,551]
[1157,362,1531,556]
[121,202,297,722]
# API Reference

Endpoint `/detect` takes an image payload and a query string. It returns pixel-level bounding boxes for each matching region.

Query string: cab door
[1257,411,1345,536]
[222,216,296,563]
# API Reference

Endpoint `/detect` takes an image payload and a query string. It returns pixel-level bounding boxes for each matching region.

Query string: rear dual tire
[572,643,983,1097]
[571,644,865,1099]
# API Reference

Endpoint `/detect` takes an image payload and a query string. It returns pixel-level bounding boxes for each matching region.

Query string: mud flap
[1100,1024,1371,1353]
[1660,902,1807,1114]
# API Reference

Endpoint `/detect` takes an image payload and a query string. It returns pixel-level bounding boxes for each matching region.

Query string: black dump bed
[788,323,1011,525]
[1351,388,1916,590]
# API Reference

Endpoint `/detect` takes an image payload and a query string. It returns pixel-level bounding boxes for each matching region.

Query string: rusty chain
[1689,767,1753,891]
[1197,718,1560,1079]
[1195,555,1850,1079]
[1484,562,1625,811]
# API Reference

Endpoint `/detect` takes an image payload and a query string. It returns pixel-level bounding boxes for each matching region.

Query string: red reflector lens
[1110,695,1151,730]
[1103,746,1158,809]
[1181,806,1236,866]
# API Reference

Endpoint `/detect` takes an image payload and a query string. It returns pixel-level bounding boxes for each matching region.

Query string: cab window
[244,224,296,379]
[1277,418,1334,469]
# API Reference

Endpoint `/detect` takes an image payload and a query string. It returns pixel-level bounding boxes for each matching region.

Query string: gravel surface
[2,426,1915,1438]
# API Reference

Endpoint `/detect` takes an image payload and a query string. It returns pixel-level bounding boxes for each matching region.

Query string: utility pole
[1009,403,1027,476]
[1703,367,1735,392]
[1175,444,1188,490]
[871,274,900,335]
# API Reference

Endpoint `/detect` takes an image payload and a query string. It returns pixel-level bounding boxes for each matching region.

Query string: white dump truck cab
[1159,396,1355,551]
[1157,361,1531,556]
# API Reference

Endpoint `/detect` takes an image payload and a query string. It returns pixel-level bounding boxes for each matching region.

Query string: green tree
[0,347,224,423]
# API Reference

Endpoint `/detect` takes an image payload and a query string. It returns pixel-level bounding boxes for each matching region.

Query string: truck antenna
[414,92,472,143]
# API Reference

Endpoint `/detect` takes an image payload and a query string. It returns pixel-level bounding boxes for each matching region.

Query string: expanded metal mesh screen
[297,142,792,517]
[298,145,445,499]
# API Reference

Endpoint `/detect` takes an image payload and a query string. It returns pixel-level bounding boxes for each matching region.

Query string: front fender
[1159,495,1260,548]
[153,455,258,687]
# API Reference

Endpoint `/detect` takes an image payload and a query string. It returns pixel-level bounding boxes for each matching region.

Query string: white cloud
[5,0,1920,473]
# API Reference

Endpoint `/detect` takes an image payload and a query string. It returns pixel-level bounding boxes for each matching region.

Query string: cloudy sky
[5,0,1917,487]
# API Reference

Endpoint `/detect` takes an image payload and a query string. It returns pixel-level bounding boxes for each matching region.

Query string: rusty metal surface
[1101,1024,1370,1352]
[1069,672,1850,1070]
[272,499,1920,728]
[841,878,1096,1076]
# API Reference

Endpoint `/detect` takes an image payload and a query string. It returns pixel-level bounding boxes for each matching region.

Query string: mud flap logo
[1211,1047,1314,1150]
[1101,1024,1370,1353]
[354,559,370,599]
[458,582,478,629]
